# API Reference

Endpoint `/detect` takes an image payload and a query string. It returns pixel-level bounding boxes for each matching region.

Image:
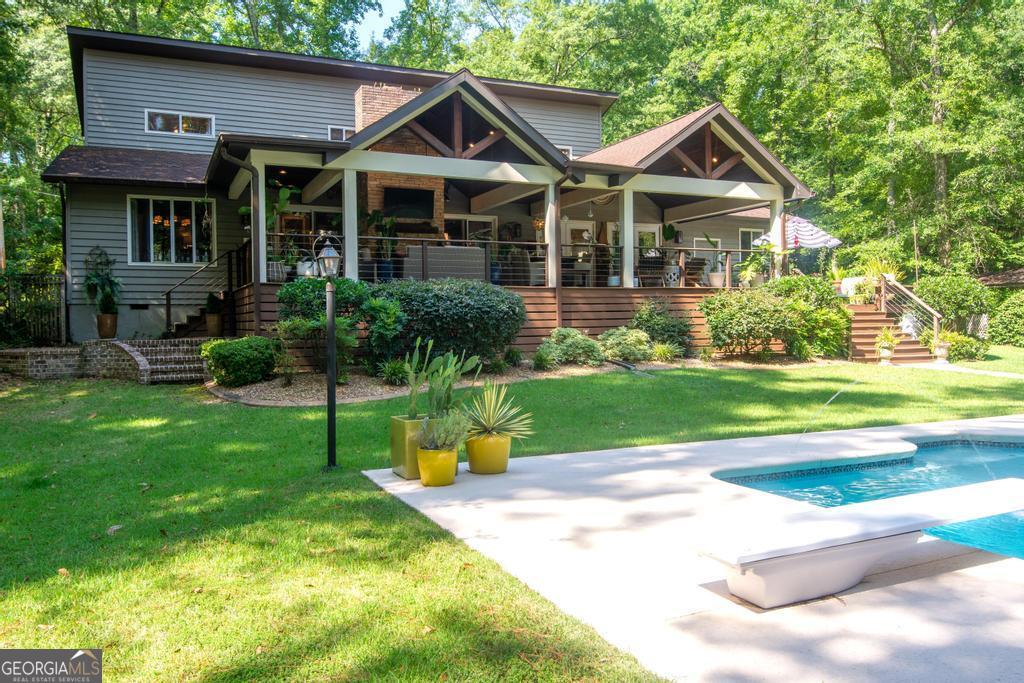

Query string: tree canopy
[2,0,1022,278]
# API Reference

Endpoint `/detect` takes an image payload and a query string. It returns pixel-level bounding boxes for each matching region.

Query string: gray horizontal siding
[502,96,604,157]
[84,49,360,151]
[67,184,248,307]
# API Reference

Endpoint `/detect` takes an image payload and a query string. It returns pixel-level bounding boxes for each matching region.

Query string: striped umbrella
[753,216,842,249]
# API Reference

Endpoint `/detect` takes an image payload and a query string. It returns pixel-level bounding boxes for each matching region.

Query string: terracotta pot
[391,415,425,480]
[416,447,457,487]
[96,313,117,339]
[466,434,511,474]
[206,313,223,337]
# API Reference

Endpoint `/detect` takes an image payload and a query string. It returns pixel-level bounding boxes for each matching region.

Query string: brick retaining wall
[1,341,147,383]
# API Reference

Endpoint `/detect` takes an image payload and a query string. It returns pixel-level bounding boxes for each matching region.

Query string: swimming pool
[721,439,1024,559]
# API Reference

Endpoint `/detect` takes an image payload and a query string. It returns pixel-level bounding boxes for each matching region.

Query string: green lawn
[2,363,1024,681]
[959,344,1024,374]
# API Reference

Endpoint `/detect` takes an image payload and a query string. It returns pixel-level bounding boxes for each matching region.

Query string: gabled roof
[345,69,570,170]
[66,27,618,132]
[42,145,209,188]
[578,102,813,199]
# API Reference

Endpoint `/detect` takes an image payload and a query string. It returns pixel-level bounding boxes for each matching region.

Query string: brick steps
[122,338,210,384]
[846,304,934,365]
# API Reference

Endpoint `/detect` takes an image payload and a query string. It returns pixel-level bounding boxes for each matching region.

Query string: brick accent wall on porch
[355,83,445,230]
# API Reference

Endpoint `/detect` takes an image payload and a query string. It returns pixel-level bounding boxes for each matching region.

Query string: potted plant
[703,233,726,287]
[96,289,119,338]
[738,245,771,287]
[933,339,951,363]
[875,326,899,365]
[391,338,434,480]
[416,411,471,487]
[366,210,398,281]
[205,292,224,337]
[463,381,534,474]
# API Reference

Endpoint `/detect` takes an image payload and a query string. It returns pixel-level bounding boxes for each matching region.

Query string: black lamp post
[314,232,342,470]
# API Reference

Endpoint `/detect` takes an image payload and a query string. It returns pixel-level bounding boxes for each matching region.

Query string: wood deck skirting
[234,283,716,351]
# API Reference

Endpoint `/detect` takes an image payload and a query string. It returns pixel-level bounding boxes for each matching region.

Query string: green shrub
[276,277,369,321]
[273,315,358,380]
[483,357,509,374]
[762,275,843,311]
[598,327,654,362]
[360,296,406,362]
[531,345,558,371]
[988,292,1024,347]
[914,275,993,331]
[920,329,990,362]
[628,298,692,348]
[371,278,526,361]
[503,347,524,367]
[784,301,852,360]
[201,336,276,387]
[652,342,683,362]
[699,289,796,356]
[376,358,407,385]
[539,328,605,366]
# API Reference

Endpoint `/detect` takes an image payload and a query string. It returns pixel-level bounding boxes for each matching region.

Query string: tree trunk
[245,0,262,48]
[928,7,951,264]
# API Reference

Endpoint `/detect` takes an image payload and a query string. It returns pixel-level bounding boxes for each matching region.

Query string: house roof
[979,267,1024,288]
[41,145,210,188]
[345,68,569,169]
[66,27,619,133]
[578,102,813,199]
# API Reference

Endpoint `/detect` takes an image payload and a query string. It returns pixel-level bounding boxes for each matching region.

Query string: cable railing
[879,275,942,341]
[265,232,330,283]
[163,248,238,335]
[356,235,548,286]
[560,243,624,287]
[633,246,766,288]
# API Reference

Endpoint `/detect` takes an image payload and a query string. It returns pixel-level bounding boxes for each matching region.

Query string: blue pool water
[723,441,1024,559]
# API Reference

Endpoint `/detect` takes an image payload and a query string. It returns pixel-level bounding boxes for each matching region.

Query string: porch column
[253,160,267,284]
[544,182,559,287]
[620,189,635,288]
[342,169,359,281]
[768,198,784,278]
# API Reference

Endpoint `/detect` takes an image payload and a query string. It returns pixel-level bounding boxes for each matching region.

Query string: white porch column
[253,160,267,283]
[620,189,635,288]
[342,169,359,281]
[768,197,784,278]
[544,182,559,287]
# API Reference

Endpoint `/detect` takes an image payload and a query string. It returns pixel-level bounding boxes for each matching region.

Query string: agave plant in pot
[416,411,471,487]
[463,381,533,474]
[390,338,433,480]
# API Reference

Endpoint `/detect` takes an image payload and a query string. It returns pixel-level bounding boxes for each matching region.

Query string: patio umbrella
[753,215,842,249]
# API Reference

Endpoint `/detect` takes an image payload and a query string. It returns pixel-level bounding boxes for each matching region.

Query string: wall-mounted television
[382,188,434,219]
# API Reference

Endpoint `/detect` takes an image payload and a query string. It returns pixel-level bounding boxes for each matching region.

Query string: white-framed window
[328,126,354,142]
[694,236,721,249]
[443,214,498,241]
[144,110,215,137]
[739,227,765,251]
[607,222,661,249]
[556,145,574,160]
[128,195,216,265]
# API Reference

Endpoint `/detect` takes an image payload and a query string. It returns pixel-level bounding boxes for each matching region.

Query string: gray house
[43,27,811,343]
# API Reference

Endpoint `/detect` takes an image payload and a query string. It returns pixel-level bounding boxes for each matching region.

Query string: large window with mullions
[128,196,215,264]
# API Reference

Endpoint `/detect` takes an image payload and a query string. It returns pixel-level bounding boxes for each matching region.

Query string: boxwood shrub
[200,336,276,387]
[371,278,526,360]
[598,327,654,362]
[276,277,369,321]
[988,292,1024,347]
[536,327,605,366]
[919,329,990,362]
[914,275,993,331]
[699,289,796,356]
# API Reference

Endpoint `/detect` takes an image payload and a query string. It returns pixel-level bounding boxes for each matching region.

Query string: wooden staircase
[848,304,934,364]
[171,306,209,338]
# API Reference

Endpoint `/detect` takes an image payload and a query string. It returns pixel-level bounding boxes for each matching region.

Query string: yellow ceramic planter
[391,416,426,480]
[466,434,511,474]
[416,447,458,487]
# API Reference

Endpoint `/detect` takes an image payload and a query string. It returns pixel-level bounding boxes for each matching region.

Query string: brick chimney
[355,83,422,131]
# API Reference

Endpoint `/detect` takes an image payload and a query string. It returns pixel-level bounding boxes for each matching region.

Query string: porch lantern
[313,231,342,469]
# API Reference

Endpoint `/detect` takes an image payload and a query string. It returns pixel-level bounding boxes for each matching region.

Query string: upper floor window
[328,126,354,141]
[145,110,215,137]
[557,145,574,160]
[129,196,215,265]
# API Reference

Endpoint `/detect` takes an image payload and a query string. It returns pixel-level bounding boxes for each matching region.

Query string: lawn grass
[2,362,1024,681]
[959,344,1024,374]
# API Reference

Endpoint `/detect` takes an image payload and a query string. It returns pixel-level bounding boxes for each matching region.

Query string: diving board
[703,478,1024,608]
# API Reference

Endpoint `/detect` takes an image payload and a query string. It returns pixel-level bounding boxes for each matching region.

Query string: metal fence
[1,273,66,346]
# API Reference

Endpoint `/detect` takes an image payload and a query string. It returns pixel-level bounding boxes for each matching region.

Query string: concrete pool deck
[364,415,1024,681]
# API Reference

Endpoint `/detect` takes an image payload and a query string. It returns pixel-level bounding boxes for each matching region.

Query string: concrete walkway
[365,416,1024,682]
[903,361,1024,381]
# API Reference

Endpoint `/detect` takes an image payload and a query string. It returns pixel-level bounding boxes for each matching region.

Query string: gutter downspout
[59,184,70,344]
[218,147,263,336]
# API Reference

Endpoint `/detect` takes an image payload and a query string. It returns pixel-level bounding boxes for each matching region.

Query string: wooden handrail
[162,247,236,334]
[881,274,943,341]
[883,275,943,320]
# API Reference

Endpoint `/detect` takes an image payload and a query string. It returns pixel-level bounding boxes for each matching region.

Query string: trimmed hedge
[598,327,653,362]
[988,292,1024,347]
[277,277,370,321]
[371,278,526,360]
[699,289,796,356]
[201,336,276,387]
[914,275,993,330]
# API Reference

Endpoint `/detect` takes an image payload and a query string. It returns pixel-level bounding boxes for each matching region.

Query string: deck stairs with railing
[847,275,941,365]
